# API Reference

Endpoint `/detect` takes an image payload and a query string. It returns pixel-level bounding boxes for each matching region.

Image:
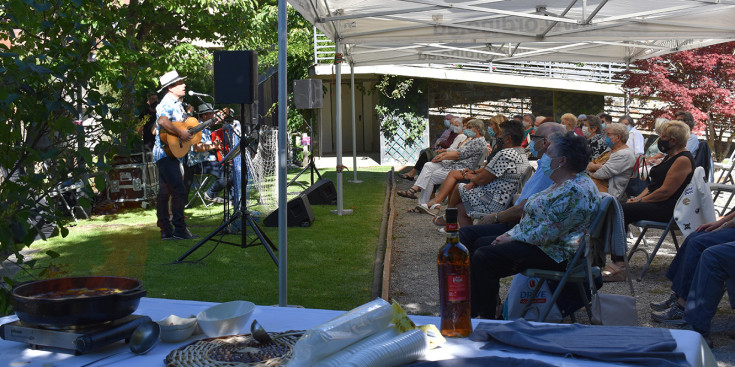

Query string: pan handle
[116,288,147,300]
[74,316,152,354]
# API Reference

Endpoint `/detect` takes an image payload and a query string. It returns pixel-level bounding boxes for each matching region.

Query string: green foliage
[0,0,315,309]
[375,75,428,147]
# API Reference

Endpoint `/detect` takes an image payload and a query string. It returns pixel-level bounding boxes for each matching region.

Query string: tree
[0,0,315,311]
[619,41,735,160]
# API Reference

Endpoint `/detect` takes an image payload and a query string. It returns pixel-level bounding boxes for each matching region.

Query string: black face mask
[657,138,671,153]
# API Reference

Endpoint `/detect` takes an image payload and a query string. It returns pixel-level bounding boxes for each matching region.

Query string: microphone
[188,90,212,98]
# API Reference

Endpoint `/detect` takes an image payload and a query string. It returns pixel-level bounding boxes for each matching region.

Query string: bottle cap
[445,208,458,223]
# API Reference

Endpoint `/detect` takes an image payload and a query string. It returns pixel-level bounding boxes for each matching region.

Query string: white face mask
[581,126,591,137]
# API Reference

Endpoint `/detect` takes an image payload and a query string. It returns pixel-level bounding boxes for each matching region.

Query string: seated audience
[470,131,600,319]
[583,115,607,159]
[560,113,578,135]
[619,115,645,157]
[427,121,529,226]
[397,119,486,206]
[607,120,694,282]
[399,116,466,181]
[674,111,700,156]
[457,122,566,256]
[485,114,508,162]
[587,123,635,200]
[650,211,735,331]
[645,118,669,166]
[520,113,535,148]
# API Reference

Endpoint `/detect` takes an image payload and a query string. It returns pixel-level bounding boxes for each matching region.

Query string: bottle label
[447,274,468,301]
[446,223,459,232]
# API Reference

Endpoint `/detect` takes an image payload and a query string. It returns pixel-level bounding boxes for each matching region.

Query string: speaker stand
[287,113,321,187]
[174,104,278,266]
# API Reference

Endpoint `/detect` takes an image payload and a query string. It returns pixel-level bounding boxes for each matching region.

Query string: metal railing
[314,28,626,83]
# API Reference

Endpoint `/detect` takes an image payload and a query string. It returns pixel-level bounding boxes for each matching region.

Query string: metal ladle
[250,319,275,344]
[80,321,161,367]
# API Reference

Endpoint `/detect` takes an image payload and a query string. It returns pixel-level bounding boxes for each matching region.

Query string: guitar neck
[188,116,219,135]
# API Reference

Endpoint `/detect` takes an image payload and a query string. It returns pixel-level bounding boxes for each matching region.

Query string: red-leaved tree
[619,41,735,160]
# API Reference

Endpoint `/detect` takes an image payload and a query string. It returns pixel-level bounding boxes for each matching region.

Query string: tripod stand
[175,104,278,266]
[287,113,321,187]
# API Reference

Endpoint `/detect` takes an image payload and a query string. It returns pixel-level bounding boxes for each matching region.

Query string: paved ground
[387,169,735,366]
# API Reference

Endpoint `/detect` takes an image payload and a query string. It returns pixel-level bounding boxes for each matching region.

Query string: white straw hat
[158,70,186,92]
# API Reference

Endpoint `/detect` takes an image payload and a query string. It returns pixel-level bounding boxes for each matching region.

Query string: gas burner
[0,315,151,355]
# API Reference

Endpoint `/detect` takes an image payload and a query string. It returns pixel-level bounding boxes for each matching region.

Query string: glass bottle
[437,208,472,337]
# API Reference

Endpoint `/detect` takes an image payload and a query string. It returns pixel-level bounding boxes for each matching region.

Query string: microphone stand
[174,103,278,266]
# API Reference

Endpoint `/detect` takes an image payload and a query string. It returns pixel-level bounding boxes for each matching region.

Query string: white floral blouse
[507,172,600,263]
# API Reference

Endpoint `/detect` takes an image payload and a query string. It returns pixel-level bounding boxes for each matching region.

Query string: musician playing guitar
[183,103,232,204]
[153,70,199,240]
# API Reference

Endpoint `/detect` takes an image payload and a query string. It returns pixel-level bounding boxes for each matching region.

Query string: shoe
[416,203,440,216]
[651,293,678,312]
[204,192,225,204]
[433,215,446,227]
[651,302,687,325]
[161,232,174,240]
[601,262,627,282]
[398,173,415,181]
[397,188,419,200]
[173,230,200,240]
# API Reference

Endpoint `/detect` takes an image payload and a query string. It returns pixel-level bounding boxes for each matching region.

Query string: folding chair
[628,167,714,281]
[519,196,614,322]
[710,148,735,216]
[186,174,214,208]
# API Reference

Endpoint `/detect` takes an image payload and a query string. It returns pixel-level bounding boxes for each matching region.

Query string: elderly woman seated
[399,116,467,181]
[426,120,529,227]
[470,132,600,319]
[645,118,669,167]
[587,122,636,200]
[603,120,695,282]
[397,119,487,206]
[582,115,607,160]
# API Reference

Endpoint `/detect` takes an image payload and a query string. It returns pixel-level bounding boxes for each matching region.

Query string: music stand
[175,105,278,266]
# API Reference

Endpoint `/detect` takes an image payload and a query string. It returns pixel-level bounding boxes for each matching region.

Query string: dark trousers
[667,228,735,300]
[414,148,437,171]
[471,241,566,319]
[459,223,513,256]
[157,157,186,235]
[621,200,676,226]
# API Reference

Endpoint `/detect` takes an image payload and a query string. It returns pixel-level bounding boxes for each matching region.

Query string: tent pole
[332,41,353,215]
[277,0,288,307]
[349,62,362,183]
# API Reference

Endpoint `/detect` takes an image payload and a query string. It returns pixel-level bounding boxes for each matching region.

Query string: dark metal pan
[12,276,147,327]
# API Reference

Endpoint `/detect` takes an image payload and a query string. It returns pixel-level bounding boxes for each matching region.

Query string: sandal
[416,203,440,216]
[433,215,446,227]
[397,188,419,199]
[406,207,422,213]
[601,262,627,282]
[398,173,415,181]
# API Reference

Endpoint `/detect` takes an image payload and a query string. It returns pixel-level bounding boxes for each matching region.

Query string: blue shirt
[153,93,187,163]
[686,134,699,156]
[514,167,554,205]
[187,129,218,167]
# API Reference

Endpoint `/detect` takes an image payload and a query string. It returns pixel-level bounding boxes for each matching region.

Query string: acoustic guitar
[160,108,229,158]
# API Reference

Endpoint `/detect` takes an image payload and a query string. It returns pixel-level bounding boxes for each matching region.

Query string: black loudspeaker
[264,195,315,227]
[293,79,323,109]
[302,178,337,205]
[214,50,258,104]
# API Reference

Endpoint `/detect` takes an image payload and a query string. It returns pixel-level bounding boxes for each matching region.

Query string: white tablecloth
[0,297,716,367]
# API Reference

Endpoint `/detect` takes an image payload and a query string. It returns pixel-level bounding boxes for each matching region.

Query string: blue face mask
[605,136,614,147]
[463,128,476,138]
[626,125,632,132]
[452,125,462,134]
[601,123,607,130]
[537,154,559,177]
[487,128,496,137]
[529,139,540,158]
[444,119,451,128]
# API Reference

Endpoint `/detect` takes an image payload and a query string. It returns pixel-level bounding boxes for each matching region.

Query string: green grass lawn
[20,167,391,311]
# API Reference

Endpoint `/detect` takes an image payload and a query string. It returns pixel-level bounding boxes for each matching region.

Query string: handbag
[586,251,638,326]
[625,155,649,197]
[502,274,562,322]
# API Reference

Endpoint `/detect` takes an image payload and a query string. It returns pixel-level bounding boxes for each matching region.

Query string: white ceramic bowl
[156,315,198,343]
[196,301,255,338]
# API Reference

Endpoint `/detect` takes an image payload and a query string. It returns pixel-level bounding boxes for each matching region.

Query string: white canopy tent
[275,0,735,306]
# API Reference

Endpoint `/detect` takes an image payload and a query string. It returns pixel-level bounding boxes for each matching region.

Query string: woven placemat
[164,331,303,367]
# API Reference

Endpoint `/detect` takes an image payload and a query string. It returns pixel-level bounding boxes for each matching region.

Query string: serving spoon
[80,321,160,367]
